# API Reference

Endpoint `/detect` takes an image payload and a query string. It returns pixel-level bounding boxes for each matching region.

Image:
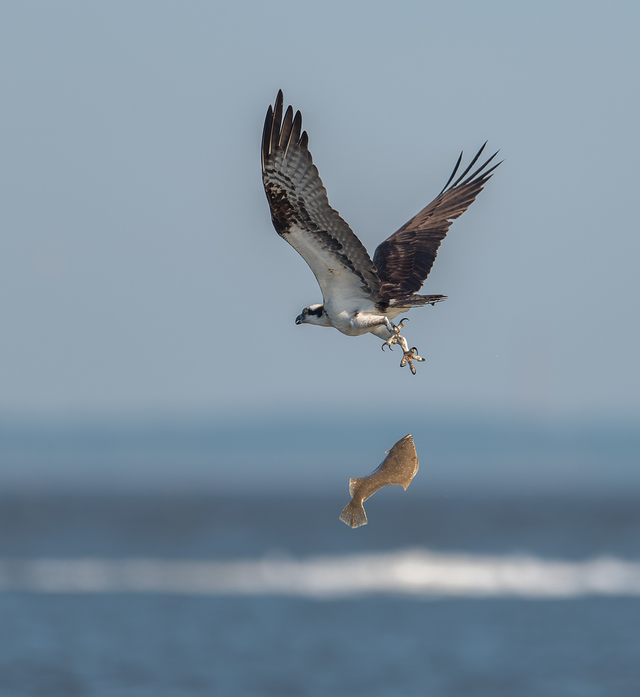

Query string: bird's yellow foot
[400,347,425,375]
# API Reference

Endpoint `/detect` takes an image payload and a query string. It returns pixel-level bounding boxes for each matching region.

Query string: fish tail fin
[339,499,368,528]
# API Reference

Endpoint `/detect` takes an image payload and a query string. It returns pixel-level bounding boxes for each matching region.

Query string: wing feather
[278,105,294,150]
[373,146,501,300]
[262,91,380,304]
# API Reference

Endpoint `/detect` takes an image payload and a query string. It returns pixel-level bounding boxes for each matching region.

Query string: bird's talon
[410,347,425,362]
[398,346,424,374]
[383,324,423,372]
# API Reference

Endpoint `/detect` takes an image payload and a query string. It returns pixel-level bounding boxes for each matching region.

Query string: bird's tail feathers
[390,294,446,309]
[339,499,368,528]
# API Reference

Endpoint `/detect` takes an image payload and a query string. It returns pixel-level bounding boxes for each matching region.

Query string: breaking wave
[2,550,640,599]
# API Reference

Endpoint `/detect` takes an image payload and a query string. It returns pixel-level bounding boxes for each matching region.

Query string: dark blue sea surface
[3,492,640,560]
[1,594,639,696]
[0,493,639,696]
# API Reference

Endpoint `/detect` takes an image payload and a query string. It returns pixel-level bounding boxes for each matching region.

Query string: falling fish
[339,434,419,528]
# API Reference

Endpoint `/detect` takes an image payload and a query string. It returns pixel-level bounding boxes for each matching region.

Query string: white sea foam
[2,551,640,599]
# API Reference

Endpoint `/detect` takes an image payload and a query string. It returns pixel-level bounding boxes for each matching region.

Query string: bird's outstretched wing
[372,144,501,301]
[262,90,380,306]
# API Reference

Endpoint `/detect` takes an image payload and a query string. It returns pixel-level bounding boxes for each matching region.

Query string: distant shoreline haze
[0,411,638,495]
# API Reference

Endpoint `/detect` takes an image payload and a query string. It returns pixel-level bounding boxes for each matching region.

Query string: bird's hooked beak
[295,313,304,325]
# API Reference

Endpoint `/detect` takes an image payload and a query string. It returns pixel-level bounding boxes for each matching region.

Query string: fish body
[339,434,419,528]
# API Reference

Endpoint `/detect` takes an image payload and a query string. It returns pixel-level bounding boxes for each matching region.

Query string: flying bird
[339,434,419,528]
[261,90,500,373]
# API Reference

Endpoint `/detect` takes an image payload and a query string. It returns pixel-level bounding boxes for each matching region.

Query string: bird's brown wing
[372,144,501,301]
[262,90,381,304]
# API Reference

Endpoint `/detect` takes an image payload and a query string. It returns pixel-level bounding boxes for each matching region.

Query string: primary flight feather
[261,90,500,373]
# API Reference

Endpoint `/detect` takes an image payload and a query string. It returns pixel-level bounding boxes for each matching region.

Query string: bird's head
[295,304,330,326]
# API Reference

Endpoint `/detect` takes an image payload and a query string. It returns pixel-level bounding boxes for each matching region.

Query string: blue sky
[1,1,639,424]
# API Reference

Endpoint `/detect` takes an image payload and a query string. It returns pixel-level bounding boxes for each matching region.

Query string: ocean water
[1,493,639,696]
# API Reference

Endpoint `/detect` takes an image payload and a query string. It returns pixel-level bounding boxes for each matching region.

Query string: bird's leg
[380,318,425,374]
[381,317,408,352]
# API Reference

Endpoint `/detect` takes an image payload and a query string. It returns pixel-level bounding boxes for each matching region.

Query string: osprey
[261,90,500,373]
